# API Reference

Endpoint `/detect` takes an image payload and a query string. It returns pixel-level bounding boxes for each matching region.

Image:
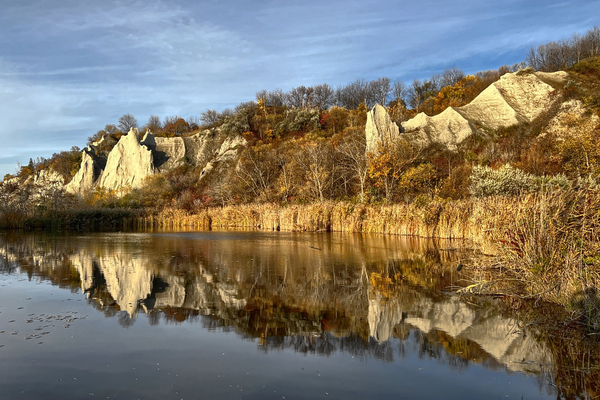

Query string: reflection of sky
[1,0,598,176]
[0,271,555,400]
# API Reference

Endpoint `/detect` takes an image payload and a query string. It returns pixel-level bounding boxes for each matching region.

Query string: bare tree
[145,115,162,132]
[235,146,280,200]
[256,89,286,107]
[391,81,407,104]
[187,116,201,130]
[336,79,368,109]
[118,114,138,133]
[286,86,314,109]
[337,131,369,202]
[200,109,222,127]
[312,83,335,110]
[367,77,391,107]
[293,141,336,202]
[439,67,465,88]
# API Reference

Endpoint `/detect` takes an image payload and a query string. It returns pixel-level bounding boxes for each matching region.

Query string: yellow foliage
[433,75,483,114]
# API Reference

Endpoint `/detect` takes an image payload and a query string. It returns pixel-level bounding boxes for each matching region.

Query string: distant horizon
[1,0,599,177]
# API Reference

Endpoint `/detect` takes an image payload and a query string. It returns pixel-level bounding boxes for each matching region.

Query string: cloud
[1,0,599,177]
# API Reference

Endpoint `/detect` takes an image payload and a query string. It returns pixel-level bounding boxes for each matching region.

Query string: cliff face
[66,128,247,195]
[367,70,569,152]
[98,128,156,191]
[365,104,401,153]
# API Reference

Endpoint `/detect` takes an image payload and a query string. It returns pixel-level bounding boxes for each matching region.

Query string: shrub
[469,164,570,197]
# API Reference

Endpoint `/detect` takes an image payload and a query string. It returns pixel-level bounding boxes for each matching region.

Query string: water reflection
[1,231,594,398]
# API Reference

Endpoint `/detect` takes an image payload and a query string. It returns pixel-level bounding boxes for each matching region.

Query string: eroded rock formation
[98,128,156,191]
[66,127,247,195]
[365,104,401,153]
[367,70,568,153]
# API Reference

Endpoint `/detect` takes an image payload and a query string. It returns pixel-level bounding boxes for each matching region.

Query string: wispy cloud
[0,0,598,176]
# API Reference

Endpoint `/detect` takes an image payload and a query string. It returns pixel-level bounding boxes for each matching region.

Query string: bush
[469,164,570,197]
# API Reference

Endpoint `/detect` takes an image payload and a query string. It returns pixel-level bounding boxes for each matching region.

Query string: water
[0,230,588,399]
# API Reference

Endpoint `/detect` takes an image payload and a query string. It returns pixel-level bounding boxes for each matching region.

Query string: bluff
[66,128,247,195]
[366,70,569,152]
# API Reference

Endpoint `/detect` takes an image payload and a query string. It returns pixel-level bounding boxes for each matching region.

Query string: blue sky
[1,0,598,177]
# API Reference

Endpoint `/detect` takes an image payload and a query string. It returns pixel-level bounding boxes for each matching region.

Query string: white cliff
[66,147,103,195]
[98,128,156,192]
[365,104,401,154]
[399,70,567,150]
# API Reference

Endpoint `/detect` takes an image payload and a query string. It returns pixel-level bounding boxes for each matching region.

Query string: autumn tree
[162,117,191,137]
[433,75,483,114]
[367,139,422,201]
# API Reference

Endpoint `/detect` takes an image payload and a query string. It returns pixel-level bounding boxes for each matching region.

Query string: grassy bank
[141,187,600,330]
[2,188,599,330]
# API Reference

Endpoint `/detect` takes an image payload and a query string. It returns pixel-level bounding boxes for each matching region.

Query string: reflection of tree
[118,311,136,328]
[3,232,597,398]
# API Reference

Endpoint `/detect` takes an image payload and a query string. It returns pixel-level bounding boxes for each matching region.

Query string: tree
[145,115,162,133]
[235,145,280,200]
[391,81,406,104]
[118,114,138,133]
[286,86,314,109]
[367,139,422,201]
[367,77,391,107]
[200,109,222,127]
[312,83,335,110]
[163,118,191,137]
[439,67,465,88]
[336,79,368,109]
[407,79,439,113]
[337,129,369,201]
[433,75,483,114]
[293,140,336,202]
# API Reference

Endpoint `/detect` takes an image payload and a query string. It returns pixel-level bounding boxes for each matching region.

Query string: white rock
[66,148,101,195]
[400,71,564,150]
[98,128,156,192]
[365,104,400,154]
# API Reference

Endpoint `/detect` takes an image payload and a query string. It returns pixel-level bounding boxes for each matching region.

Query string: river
[0,230,595,399]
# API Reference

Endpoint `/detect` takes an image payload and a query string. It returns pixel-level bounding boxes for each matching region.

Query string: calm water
[0,230,591,399]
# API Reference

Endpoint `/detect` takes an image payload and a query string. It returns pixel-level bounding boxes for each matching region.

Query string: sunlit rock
[200,134,247,179]
[66,147,104,195]
[365,104,400,154]
[542,98,600,139]
[98,128,156,192]
[401,70,565,150]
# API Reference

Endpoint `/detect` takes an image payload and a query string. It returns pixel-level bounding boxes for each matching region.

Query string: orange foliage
[433,75,483,114]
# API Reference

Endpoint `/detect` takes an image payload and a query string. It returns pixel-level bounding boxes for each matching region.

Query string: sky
[1,0,599,177]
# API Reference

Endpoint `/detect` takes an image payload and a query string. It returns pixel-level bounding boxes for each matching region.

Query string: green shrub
[469,164,570,197]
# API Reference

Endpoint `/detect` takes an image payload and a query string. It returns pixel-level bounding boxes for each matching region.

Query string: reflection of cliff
[1,232,549,375]
[367,295,552,373]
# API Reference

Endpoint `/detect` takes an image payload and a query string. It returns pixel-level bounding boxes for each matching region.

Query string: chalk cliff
[65,127,247,195]
[368,70,568,152]
[365,104,401,153]
[98,128,156,192]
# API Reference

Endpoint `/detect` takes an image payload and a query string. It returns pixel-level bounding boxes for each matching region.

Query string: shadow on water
[1,230,599,398]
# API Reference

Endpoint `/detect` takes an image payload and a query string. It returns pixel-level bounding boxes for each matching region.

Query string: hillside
[5,58,599,211]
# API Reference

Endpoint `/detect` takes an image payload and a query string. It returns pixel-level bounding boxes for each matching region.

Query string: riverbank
[2,186,599,330]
